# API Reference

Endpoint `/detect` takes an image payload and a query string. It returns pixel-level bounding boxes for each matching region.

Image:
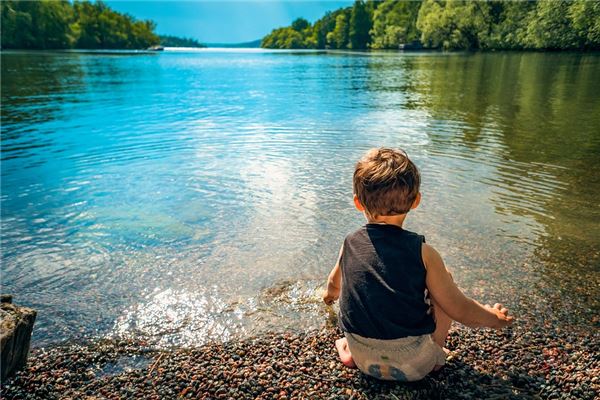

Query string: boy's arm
[323,244,344,305]
[423,243,514,329]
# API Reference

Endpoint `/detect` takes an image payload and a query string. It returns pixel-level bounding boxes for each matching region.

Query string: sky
[106,1,353,44]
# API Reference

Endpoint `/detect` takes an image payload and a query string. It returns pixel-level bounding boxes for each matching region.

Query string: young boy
[323,148,514,381]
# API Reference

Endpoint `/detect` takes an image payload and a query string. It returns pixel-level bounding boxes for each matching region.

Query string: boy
[323,148,514,381]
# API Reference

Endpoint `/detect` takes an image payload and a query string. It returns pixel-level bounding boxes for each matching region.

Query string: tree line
[1,0,159,50]
[159,35,205,48]
[261,0,600,51]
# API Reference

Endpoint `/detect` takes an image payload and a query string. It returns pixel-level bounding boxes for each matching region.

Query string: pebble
[1,323,598,399]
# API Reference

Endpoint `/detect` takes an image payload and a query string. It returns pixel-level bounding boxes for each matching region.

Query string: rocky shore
[1,295,36,381]
[1,321,598,400]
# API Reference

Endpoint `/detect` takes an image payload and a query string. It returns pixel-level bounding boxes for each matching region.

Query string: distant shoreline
[2,48,599,55]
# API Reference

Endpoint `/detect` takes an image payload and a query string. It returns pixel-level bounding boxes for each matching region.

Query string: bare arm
[322,244,344,305]
[423,243,514,329]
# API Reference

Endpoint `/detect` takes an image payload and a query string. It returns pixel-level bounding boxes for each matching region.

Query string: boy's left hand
[322,289,339,306]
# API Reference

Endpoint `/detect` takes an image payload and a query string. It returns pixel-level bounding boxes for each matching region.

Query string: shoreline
[2,323,598,400]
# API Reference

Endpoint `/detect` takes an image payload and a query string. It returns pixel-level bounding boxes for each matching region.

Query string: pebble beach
[2,319,598,400]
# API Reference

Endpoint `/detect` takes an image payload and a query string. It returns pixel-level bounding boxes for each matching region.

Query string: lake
[2,49,599,347]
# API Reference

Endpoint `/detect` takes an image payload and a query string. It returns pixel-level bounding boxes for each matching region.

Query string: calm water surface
[2,50,599,347]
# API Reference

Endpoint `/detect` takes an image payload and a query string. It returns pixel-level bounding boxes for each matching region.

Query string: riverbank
[2,320,598,400]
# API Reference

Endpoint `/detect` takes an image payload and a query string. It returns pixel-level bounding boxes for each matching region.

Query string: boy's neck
[366,213,408,228]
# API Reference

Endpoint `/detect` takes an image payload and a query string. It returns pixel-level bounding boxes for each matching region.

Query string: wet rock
[0,297,36,381]
[1,295,13,304]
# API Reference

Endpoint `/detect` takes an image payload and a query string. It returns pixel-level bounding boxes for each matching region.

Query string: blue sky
[106,1,352,43]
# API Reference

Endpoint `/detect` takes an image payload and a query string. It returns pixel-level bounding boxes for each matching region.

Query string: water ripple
[2,50,599,346]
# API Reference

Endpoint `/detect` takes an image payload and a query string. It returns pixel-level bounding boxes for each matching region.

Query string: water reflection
[394,53,600,321]
[1,50,598,346]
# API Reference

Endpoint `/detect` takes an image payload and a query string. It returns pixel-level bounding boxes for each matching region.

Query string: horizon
[106,1,352,44]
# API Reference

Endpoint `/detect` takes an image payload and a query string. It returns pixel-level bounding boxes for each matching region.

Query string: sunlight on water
[111,287,247,346]
[1,50,599,346]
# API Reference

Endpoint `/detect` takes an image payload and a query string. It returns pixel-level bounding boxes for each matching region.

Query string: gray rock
[0,297,36,381]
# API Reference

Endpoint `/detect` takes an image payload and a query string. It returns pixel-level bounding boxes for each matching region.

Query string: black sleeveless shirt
[338,224,435,339]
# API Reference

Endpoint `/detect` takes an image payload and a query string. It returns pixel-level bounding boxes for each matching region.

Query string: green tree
[524,0,579,49]
[262,27,306,49]
[1,1,73,49]
[349,0,372,49]
[1,0,158,50]
[370,0,421,49]
[1,1,34,49]
[262,17,316,49]
[291,18,310,32]
[416,0,490,50]
[327,12,350,49]
[159,35,205,48]
[311,10,345,49]
[569,0,600,49]
[260,0,600,51]
[524,0,600,50]
[482,1,535,49]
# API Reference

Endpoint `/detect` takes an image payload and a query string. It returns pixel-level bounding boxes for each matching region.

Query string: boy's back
[339,223,435,340]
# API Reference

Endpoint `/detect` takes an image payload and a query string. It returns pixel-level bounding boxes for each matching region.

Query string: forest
[1,0,159,50]
[159,35,205,48]
[261,0,600,50]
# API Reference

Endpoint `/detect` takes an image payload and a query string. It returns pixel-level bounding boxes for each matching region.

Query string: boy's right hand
[484,303,514,328]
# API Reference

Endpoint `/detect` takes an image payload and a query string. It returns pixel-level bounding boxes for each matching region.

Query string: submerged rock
[0,295,36,381]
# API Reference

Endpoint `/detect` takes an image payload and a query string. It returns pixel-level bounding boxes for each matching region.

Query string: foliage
[370,0,421,49]
[261,0,600,50]
[159,35,205,48]
[1,0,159,50]
[482,1,536,50]
[349,1,372,49]
[417,0,490,50]
[312,11,342,49]
[327,12,350,49]
[291,18,310,32]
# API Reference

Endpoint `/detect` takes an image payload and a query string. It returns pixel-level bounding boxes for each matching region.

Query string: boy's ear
[353,195,365,212]
[411,192,421,210]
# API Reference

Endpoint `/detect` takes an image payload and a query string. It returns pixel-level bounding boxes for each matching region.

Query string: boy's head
[353,148,420,218]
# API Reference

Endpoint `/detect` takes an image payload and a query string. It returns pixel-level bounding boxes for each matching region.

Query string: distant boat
[147,45,164,51]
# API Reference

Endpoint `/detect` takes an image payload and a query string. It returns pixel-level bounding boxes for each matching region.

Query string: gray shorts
[344,331,447,381]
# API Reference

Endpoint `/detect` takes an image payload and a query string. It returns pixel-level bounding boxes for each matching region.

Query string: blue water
[2,49,599,347]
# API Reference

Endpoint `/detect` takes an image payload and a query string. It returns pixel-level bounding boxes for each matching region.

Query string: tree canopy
[261,0,600,50]
[1,0,160,50]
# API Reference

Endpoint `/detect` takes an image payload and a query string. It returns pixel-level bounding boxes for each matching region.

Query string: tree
[1,1,34,49]
[1,0,158,50]
[259,0,600,51]
[569,0,600,49]
[311,10,344,49]
[524,0,600,50]
[417,0,490,50]
[482,1,535,50]
[370,0,422,49]
[524,0,579,49]
[349,0,372,49]
[159,35,205,48]
[262,27,306,49]
[291,18,310,32]
[1,0,73,49]
[327,12,350,49]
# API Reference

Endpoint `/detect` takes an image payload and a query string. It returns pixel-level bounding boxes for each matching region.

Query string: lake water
[2,50,599,347]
